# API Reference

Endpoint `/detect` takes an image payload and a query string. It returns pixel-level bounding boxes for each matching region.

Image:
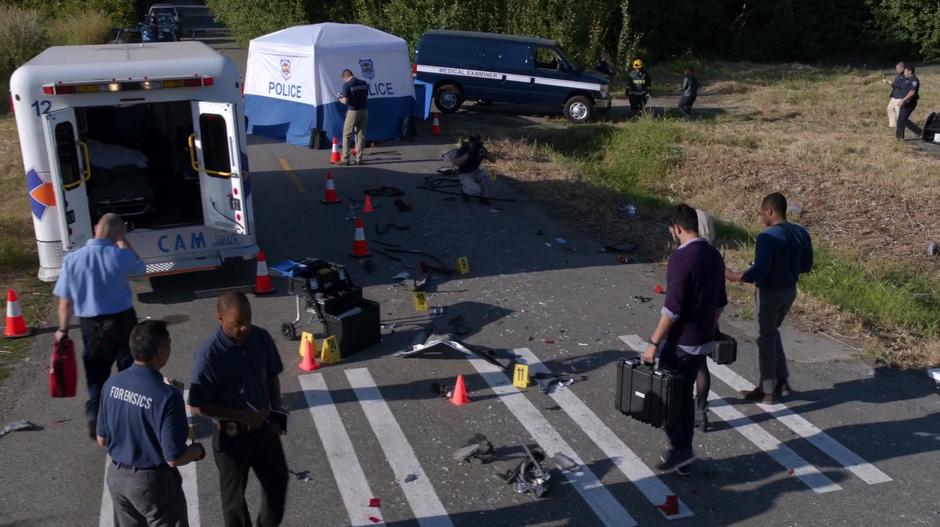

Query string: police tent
[244,23,415,146]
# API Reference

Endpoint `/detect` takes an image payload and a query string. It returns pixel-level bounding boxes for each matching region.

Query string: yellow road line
[278,157,306,193]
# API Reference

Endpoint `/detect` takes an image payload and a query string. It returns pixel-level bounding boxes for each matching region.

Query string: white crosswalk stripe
[619,335,843,494]
[464,352,639,527]
[345,368,454,527]
[706,360,893,485]
[511,347,693,519]
[299,372,383,527]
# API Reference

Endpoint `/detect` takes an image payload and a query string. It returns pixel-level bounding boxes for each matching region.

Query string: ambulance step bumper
[146,256,221,277]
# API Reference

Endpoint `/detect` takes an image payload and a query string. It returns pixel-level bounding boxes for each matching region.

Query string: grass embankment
[0,6,115,381]
[0,116,53,381]
[491,63,940,368]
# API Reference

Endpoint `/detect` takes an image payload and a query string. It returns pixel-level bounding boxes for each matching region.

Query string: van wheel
[435,85,464,114]
[564,96,593,124]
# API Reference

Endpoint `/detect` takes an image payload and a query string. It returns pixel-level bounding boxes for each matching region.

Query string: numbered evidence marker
[456,257,470,275]
[413,291,429,312]
[513,363,530,389]
[298,331,317,357]
[320,335,341,364]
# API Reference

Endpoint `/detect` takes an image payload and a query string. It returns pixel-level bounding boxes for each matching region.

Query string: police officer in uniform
[594,52,613,76]
[627,59,652,115]
[338,68,369,165]
[449,135,495,205]
[896,65,920,141]
[189,291,288,527]
[96,320,205,527]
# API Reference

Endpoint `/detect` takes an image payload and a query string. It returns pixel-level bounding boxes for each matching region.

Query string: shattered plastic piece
[0,420,43,438]
[543,339,555,345]
[404,474,418,483]
[632,295,652,303]
[392,272,410,281]
[369,497,381,508]
[788,468,796,476]
[654,284,665,295]
[369,516,382,524]
[577,342,588,346]
[544,243,552,248]
[553,238,567,245]
[551,453,579,472]
[289,470,312,482]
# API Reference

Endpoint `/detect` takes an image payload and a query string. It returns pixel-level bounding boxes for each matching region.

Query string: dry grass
[47,10,114,47]
[486,62,940,369]
[0,116,52,380]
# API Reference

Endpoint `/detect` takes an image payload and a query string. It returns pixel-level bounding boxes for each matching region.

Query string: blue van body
[415,30,610,123]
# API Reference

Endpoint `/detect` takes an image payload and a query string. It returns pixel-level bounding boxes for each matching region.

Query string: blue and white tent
[244,23,415,146]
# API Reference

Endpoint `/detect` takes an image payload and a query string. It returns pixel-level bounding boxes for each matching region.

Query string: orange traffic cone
[658,495,679,516]
[299,338,320,371]
[329,136,341,164]
[350,217,371,258]
[253,250,275,295]
[431,113,441,135]
[4,289,29,338]
[450,374,470,406]
[321,171,341,204]
[362,194,375,213]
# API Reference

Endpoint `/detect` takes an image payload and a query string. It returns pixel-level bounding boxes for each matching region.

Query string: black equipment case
[615,358,684,429]
[923,112,940,143]
[711,332,738,365]
[323,299,381,355]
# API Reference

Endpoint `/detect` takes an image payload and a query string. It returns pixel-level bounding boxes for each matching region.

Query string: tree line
[206,0,939,68]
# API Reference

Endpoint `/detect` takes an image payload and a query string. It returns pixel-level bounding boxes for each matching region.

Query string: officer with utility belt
[188,291,288,527]
[627,59,652,115]
[96,320,205,526]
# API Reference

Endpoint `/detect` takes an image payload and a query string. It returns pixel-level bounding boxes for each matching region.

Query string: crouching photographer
[447,135,495,205]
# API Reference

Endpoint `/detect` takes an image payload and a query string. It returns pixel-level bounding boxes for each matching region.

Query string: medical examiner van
[10,42,257,281]
[414,30,610,123]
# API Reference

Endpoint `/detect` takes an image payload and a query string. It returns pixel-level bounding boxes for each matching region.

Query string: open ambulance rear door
[43,108,94,250]
[189,101,249,235]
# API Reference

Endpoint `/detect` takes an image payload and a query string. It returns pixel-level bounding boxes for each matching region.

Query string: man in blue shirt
[53,213,146,439]
[338,68,369,165]
[97,320,206,526]
[727,192,813,403]
[642,204,727,475]
[189,291,288,527]
[896,65,920,141]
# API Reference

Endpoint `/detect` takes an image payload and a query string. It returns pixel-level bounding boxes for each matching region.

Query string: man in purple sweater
[643,204,728,474]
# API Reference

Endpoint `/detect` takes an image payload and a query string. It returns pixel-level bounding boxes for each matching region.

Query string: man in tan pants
[338,69,369,165]
[883,61,906,128]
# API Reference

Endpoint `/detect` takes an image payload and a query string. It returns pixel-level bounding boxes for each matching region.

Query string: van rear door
[189,101,249,235]
[42,108,94,250]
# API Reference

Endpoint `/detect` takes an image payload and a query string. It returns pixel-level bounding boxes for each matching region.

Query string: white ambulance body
[10,42,257,282]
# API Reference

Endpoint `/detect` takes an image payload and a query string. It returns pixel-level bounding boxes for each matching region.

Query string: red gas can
[49,337,77,398]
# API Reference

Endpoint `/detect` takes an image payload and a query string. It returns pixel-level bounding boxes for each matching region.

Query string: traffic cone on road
[299,338,320,371]
[431,113,442,135]
[4,289,29,338]
[329,137,341,164]
[253,250,275,295]
[362,194,375,213]
[321,171,341,204]
[350,217,371,258]
[450,374,470,406]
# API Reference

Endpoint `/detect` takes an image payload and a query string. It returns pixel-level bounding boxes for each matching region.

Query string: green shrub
[47,10,114,46]
[206,0,309,45]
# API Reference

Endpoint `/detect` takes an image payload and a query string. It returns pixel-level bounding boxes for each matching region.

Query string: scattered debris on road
[0,420,43,438]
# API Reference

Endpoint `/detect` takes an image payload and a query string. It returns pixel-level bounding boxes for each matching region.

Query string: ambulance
[9,42,257,281]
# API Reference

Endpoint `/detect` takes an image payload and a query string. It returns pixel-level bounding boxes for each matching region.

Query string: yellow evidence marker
[456,257,470,275]
[413,291,429,312]
[513,363,530,389]
[298,331,317,357]
[320,335,341,364]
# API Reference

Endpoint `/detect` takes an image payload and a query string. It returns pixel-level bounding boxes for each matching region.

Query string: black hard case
[711,332,738,365]
[615,358,684,429]
[323,299,381,355]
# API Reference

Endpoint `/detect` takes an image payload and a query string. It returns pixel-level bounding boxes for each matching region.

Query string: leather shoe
[738,388,776,404]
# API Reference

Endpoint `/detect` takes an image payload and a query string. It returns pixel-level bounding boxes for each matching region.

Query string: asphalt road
[2,14,939,527]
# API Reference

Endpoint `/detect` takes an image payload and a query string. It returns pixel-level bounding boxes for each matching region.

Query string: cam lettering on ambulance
[368,82,394,96]
[268,81,302,99]
[213,232,239,247]
[158,232,207,253]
